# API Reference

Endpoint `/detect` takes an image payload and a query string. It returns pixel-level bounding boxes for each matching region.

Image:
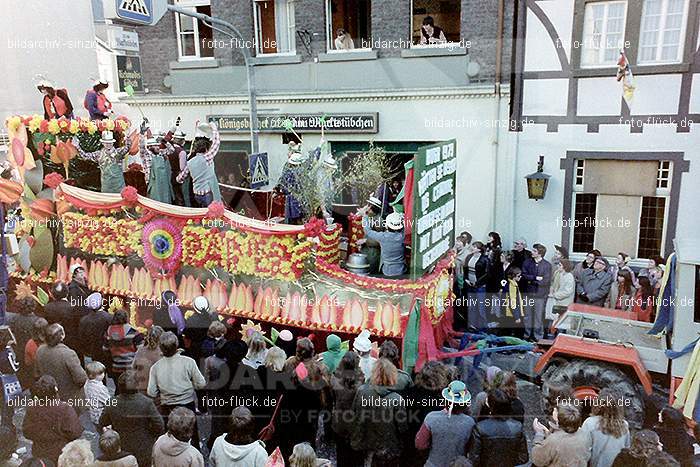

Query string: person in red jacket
[37,79,74,120]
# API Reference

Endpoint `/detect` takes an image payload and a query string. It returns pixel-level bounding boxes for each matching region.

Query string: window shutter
[583,160,658,196]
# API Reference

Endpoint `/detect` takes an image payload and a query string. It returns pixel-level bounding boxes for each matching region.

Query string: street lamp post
[166,5,259,154]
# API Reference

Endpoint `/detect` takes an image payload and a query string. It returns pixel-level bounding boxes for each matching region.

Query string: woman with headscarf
[320,334,345,373]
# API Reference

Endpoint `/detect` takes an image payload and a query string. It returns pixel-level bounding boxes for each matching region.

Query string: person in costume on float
[140,125,174,205]
[175,121,221,208]
[37,78,74,120]
[357,208,406,278]
[84,78,113,120]
[317,147,338,221]
[358,196,384,275]
[162,119,190,207]
[73,129,132,194]
[276,148,307,224]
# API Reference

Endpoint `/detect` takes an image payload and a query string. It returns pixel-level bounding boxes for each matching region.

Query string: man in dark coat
[468,389,529,467]
[45,282,84,362]
[521,243,552,341]
[67,264,92,312]
[78,292,111,366]
[99,370,165,466]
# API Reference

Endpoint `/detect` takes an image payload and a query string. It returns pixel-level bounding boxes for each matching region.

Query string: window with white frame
[638,0,687,64]
[175,0,214,60]
[253,0,296,55]
[326,0,371,51]
[580,1,627,67]
[411,0,461,46]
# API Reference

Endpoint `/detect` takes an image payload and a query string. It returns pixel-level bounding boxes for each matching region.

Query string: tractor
[534,238,700,428]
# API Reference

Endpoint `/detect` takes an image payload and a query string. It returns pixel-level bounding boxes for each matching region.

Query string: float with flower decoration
[3,115,456,371]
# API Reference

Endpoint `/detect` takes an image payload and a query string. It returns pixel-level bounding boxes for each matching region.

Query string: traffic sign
[103,0,169,25]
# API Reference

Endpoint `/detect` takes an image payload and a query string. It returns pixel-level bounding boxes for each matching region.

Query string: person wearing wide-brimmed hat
[37,77,74,120]
[276,150,309,224]
[183,296,217,363]
[73,128,133,193]
[78,292,112,367]
[415,380,475,467]
[84,78,112,120]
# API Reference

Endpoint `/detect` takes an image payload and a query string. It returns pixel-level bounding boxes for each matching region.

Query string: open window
[411,0,461,47]
[580,1,627,67]
[253,0,296,55]
[174,0,214,60]
[325,0,371,51]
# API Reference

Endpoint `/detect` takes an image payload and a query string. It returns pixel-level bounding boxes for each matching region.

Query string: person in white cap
[73,128,133,193]
[175,120,221,208]
[84,78,112,120]
[276,150,308,224]
[37,77,74,120]
[140,123,174,204]
[353,329,376,382]
[357,208,406,277]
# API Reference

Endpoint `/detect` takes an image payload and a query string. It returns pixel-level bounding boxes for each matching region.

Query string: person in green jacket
[73,130,131,193]
[140,134,174,204]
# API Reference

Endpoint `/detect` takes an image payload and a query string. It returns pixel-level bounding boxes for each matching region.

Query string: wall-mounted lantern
[524,155,551,200]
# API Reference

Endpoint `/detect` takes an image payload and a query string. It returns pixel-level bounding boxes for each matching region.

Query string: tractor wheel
[541,358,645,429]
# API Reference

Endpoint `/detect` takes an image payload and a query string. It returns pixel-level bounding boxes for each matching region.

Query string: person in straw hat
[73,128,133,193]
[415,380,475,467]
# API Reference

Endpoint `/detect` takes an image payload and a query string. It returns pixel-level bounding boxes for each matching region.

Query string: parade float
[2,114,457,371]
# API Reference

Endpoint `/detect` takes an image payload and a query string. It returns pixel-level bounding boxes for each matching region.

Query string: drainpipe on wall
[490,0,505,232]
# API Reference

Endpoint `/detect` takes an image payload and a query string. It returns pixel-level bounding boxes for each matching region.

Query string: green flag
[124,84,135,96]
[402,300,421,373]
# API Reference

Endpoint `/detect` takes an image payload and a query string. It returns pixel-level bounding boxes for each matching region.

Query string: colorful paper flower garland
[142,218,183,277]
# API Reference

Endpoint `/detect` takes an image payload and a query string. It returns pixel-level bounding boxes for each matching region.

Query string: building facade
[121,0,699,266]
[504,0,700,265]
[121,0,514,239]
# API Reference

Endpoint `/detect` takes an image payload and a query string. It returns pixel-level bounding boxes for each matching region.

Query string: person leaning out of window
[419,16,447,45]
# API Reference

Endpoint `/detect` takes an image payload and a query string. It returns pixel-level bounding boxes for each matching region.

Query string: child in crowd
[83,361,111,427]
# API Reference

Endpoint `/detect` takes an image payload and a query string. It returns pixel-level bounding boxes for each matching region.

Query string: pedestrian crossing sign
[249,152,269,189]
[117,0,152,23]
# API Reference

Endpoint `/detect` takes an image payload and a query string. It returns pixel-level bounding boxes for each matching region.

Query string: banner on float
[411,139,457,277]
